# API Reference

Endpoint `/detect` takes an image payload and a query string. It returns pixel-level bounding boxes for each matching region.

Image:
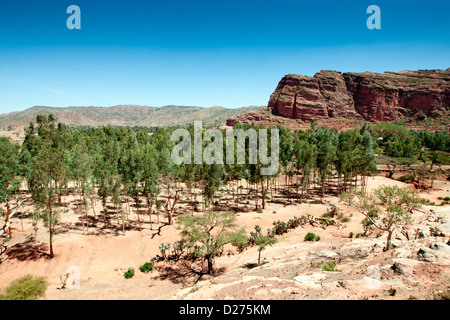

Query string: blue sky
[0,0,449,114]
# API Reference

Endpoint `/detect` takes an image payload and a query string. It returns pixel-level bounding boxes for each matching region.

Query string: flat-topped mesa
[268,69,450,122]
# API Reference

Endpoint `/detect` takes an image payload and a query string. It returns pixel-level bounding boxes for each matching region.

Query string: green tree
[339,185,424,251]
[201,163,223,211]
[254,235,277,265]
[66,141,93,234]
[0,137,23,239]
[309,127,338,199]
[177,211,246,274]
[25,114,67,257]
[140,143,160,229]
[29,146,65,257]
[293,138,316,202]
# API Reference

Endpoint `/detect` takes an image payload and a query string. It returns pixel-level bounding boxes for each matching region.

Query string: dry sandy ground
[0,175,449,300]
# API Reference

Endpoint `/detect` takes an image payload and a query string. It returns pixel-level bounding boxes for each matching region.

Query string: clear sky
[0,0,449,114]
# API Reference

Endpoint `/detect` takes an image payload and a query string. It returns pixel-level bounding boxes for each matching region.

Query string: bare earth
[1,175,449,300]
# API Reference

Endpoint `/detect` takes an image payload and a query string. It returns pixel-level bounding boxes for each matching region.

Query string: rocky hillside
[0,105,261,130]
[171,205,450,300]
[228,69,450,126]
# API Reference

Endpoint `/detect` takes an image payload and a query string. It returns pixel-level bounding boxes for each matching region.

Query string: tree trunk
[207,255,214,275]
[321,176,325,200]
[5,202,12,239]
[135,199,142,231]
[49,206,54,258]
[261,178,265,210]
[385,230,393,251]
[147,200,153,230]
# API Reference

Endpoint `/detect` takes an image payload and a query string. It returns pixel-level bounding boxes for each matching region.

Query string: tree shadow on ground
[5,240,51,262]
[156,260,226,285]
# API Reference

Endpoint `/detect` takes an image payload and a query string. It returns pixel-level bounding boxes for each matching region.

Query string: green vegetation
[0,275,48,300]
[139,262,154,273]
[304,232,320,242]
[340,185,424,251]
[311,260,339,272]
[254,235,277,265]
[177,211,247,275]
[0,113,444,277]
[124,268,135,279]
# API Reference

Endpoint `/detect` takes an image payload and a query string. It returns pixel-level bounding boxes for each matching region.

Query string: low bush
[304,232,320,241]
[0,275,47,300]
[139,262,154,273]
[124,268,135,279]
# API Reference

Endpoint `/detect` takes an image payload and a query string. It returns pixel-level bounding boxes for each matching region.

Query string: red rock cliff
[267,69,450,122]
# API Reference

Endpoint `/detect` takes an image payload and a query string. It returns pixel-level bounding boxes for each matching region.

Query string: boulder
[417,242,450,263]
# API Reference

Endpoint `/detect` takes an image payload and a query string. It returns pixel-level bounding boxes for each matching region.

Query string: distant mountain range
[0,105,262,129]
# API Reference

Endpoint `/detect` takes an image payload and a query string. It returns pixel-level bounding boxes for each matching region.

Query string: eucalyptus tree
[24,114,68,257]
[158,146,178,225]
[201,162,224,211]
[309,127,338,199]
[140,142,160,228]
[28,144,65,257]
[0,137,23,238]
[336,129,362,191]
[293,138,316,202]
[119,133,143,229]
[65,140,93,234]
[278,125,295,196]
[93,137,121,226]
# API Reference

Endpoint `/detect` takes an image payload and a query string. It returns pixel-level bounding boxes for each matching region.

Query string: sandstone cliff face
[267,69,450,122]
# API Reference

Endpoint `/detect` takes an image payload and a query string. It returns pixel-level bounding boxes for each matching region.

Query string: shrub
[172,241,185,260]
[139,262,154,273]
[323,204,340,218]
[304,232,320,241]
[0,275,47,300]
[273,220,289,235]
[159,242,171,260]
[124,268,135,279]
[337,213,350,223]
[256,209,263,213]
[186,244,203,260]
[230,231,249,253]
[287,216,306,229]
[249,225,263,245]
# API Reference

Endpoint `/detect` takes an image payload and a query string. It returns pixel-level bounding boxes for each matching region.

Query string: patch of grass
[311,259,338,272]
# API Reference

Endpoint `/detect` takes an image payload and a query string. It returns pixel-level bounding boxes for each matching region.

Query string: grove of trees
[0,114,448,259]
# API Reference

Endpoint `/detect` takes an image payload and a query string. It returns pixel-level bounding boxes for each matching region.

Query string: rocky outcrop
[267,69,450,122]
